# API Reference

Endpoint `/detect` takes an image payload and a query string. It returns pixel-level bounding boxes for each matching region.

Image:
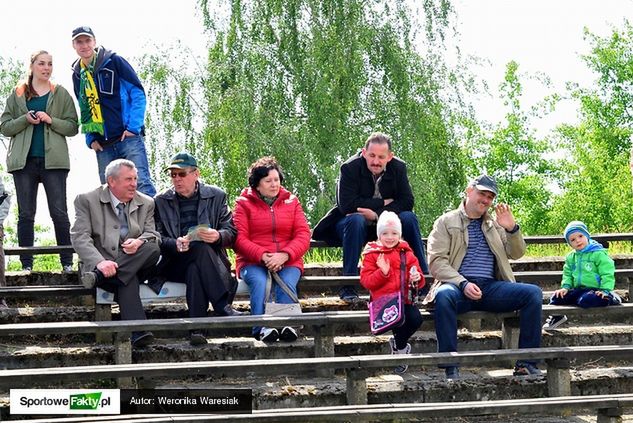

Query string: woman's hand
[263,252,289,272]
[33,111,52,124]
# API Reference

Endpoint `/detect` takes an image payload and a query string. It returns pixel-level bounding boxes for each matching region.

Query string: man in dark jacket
[153,152,240,345]
[313,132,429,302]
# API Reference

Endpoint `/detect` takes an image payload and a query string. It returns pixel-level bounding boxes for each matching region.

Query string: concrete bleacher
[1,237,633,421]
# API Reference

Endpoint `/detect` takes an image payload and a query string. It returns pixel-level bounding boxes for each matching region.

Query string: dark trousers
[12,157,72,268]
[392,304,423,350]
[96,242,160,320]
[335,211,429,276]
[158,242,232,317]
[549,287,613,307]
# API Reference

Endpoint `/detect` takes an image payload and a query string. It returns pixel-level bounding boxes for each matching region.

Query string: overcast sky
[0,0,631,233]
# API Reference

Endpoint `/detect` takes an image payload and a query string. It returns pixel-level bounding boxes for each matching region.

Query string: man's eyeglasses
[169,170,192,179]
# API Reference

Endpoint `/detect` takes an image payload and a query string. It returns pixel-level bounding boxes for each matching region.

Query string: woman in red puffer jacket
[233,157,311,343]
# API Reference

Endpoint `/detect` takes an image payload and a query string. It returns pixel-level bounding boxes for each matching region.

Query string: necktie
[116,203,129,240]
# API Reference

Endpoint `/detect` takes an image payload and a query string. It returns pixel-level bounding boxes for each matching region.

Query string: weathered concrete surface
[1,326,632,370]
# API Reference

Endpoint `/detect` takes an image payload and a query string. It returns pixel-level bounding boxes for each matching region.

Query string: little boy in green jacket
[543,221,621,330]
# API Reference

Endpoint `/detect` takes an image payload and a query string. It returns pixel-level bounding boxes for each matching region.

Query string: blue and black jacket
[71,46,146,147]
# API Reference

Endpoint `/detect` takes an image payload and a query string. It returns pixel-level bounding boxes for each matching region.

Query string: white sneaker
[388,337,411,374]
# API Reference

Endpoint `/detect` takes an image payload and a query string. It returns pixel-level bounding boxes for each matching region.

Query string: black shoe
[543,315,568,331]
[0,298,7,309]
[189,331,208,346]
[259,328,279,342]
[215,305,244,317]
[279,326,298,342]
[131,331,154,348]
[339,286,360,304]
[81,271,97,289]
[146,277,166,295]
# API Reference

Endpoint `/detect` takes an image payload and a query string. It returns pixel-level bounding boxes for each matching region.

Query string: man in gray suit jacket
[71,159,160,347]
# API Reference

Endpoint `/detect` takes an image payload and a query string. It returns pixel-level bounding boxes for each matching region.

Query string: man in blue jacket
[71,26,156,197]
[312,132,429,303]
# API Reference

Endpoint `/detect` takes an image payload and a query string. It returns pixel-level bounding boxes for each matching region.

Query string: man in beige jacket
[71,159,160,347]
[427,175,542,380]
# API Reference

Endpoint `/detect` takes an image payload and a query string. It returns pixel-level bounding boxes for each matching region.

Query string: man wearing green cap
[153,152,240,345]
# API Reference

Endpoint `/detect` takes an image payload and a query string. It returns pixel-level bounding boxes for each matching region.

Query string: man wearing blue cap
[426,175,543,380]
[153,152,240,345]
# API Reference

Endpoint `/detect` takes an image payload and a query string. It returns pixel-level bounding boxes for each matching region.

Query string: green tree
[464,61,558,234]
[140,0,472,232]
[548,21,633,233]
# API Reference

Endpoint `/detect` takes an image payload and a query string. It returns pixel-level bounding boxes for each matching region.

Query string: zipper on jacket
[270,206,280,252]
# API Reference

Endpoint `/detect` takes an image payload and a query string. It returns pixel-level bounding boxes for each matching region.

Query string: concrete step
[1,366,633,420]
[4,253,633,285]
[1,325,632,370]
[1,290,630,325]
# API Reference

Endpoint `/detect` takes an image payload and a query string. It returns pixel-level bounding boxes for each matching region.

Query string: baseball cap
[470,174,498,196]
[72,26,95,40]
[166,152,198,170]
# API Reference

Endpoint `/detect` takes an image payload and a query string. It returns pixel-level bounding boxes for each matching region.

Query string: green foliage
[547,21,633,234]
[141,0,470,233]
[463,61,559,234]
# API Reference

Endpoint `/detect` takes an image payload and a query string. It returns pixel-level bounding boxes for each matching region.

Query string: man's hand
[553,288,568,298]
[176,236,190,253]
[355,207,378,222]
[121,238,143,255]
[494,203,517,231]
[376,253,390,275]
[96,260,118,278]
[90,141,103,152]
[262,252,289,272]
[120,130,135,141]
[463,282,482,300]
[383,198,394,206]
[197,227,220,243]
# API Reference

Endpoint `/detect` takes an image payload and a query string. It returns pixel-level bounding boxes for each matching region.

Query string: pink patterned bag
[368,250,406,335]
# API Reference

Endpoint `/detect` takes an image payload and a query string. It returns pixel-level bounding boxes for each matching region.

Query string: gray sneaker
[81,271,97,289]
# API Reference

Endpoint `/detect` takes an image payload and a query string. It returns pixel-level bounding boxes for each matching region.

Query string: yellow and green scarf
[79,60,104,135]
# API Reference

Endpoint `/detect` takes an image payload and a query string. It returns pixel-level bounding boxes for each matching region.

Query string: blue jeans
[335,211,429,275]
[240,265,301,336]
[95,134,156,197]
[12,157,72,268]
[434,279,542,366]
[549,287,615,307]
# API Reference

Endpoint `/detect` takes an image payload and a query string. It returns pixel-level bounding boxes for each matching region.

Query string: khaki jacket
[427,201,525,285]
[0,82,78,172]
[70,185,160,272]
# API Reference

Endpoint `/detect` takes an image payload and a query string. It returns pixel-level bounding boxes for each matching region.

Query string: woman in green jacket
[0,50,78,272]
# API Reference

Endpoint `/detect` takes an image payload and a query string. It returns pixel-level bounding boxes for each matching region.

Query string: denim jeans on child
[549,287,619,307]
